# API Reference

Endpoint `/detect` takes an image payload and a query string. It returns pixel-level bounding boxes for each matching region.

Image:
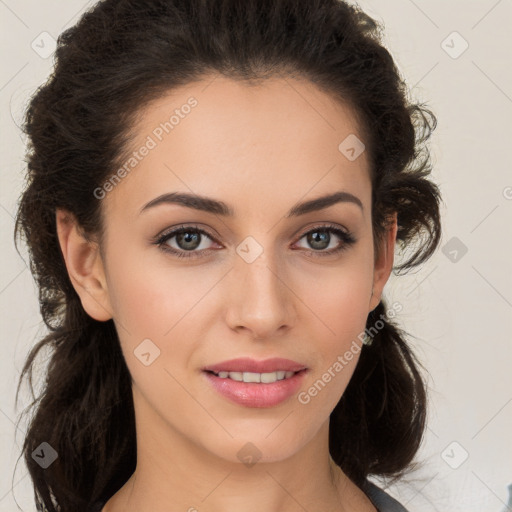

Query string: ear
[55,208,113,321]
[368,212,398,312]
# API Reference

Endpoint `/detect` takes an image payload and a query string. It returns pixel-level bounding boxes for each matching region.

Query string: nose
[225,250,296,340]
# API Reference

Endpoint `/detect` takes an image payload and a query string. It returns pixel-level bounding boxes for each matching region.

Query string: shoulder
[361,479,410,512]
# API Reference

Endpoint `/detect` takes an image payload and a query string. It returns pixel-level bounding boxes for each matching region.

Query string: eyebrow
[139,190,363,217]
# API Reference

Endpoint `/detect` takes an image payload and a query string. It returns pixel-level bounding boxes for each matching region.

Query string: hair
[13,0,442,510]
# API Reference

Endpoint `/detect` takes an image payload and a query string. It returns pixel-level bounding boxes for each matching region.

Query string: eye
[293,223,356,257]
[154,225,219,259]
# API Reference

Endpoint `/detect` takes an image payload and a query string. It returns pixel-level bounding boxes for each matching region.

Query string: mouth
[202,366,308,408]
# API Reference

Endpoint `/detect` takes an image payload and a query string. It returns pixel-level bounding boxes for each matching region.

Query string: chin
[201,427,315,466]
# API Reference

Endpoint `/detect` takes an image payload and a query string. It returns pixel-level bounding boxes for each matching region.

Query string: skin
[56,74,397,512]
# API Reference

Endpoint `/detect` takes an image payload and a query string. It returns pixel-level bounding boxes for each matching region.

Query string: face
[57,75,396,467]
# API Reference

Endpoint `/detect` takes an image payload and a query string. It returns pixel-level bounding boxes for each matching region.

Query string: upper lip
[203,357,307,374]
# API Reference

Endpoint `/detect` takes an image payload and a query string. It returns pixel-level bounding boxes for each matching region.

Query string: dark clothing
[362,479,410,511]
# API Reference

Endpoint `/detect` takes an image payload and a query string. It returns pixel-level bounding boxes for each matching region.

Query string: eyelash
[152,223,356,260]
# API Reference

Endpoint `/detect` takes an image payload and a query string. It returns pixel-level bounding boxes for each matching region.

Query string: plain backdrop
[1,1,511,511]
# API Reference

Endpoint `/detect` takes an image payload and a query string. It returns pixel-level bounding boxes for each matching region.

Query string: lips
[202,357,308,408]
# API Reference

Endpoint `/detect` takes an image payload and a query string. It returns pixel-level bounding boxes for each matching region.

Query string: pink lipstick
[202,357,308,408]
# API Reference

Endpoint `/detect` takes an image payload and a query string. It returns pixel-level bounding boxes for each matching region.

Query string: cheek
[295,277,369,420]
[294,253,374,337]
[105,248,208,405]
[106,240,214,336]
[308,278,371,334]
[104,244,226,398]
[292,256,373,403]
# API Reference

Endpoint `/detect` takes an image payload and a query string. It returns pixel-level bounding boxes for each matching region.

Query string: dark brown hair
[13,0,442,510]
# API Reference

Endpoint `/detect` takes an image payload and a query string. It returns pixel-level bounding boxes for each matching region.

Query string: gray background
[1,1,511,511]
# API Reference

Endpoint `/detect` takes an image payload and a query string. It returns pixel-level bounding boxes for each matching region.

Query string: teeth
[214,370,298,383]
[244,372,261,383]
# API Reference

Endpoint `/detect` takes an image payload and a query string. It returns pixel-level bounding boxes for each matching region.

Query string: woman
[13,0,442,511]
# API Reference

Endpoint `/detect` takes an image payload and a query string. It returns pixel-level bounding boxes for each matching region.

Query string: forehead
[103,74,371,221]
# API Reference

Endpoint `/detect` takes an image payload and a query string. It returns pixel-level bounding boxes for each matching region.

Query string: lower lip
[203,370,308,408]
